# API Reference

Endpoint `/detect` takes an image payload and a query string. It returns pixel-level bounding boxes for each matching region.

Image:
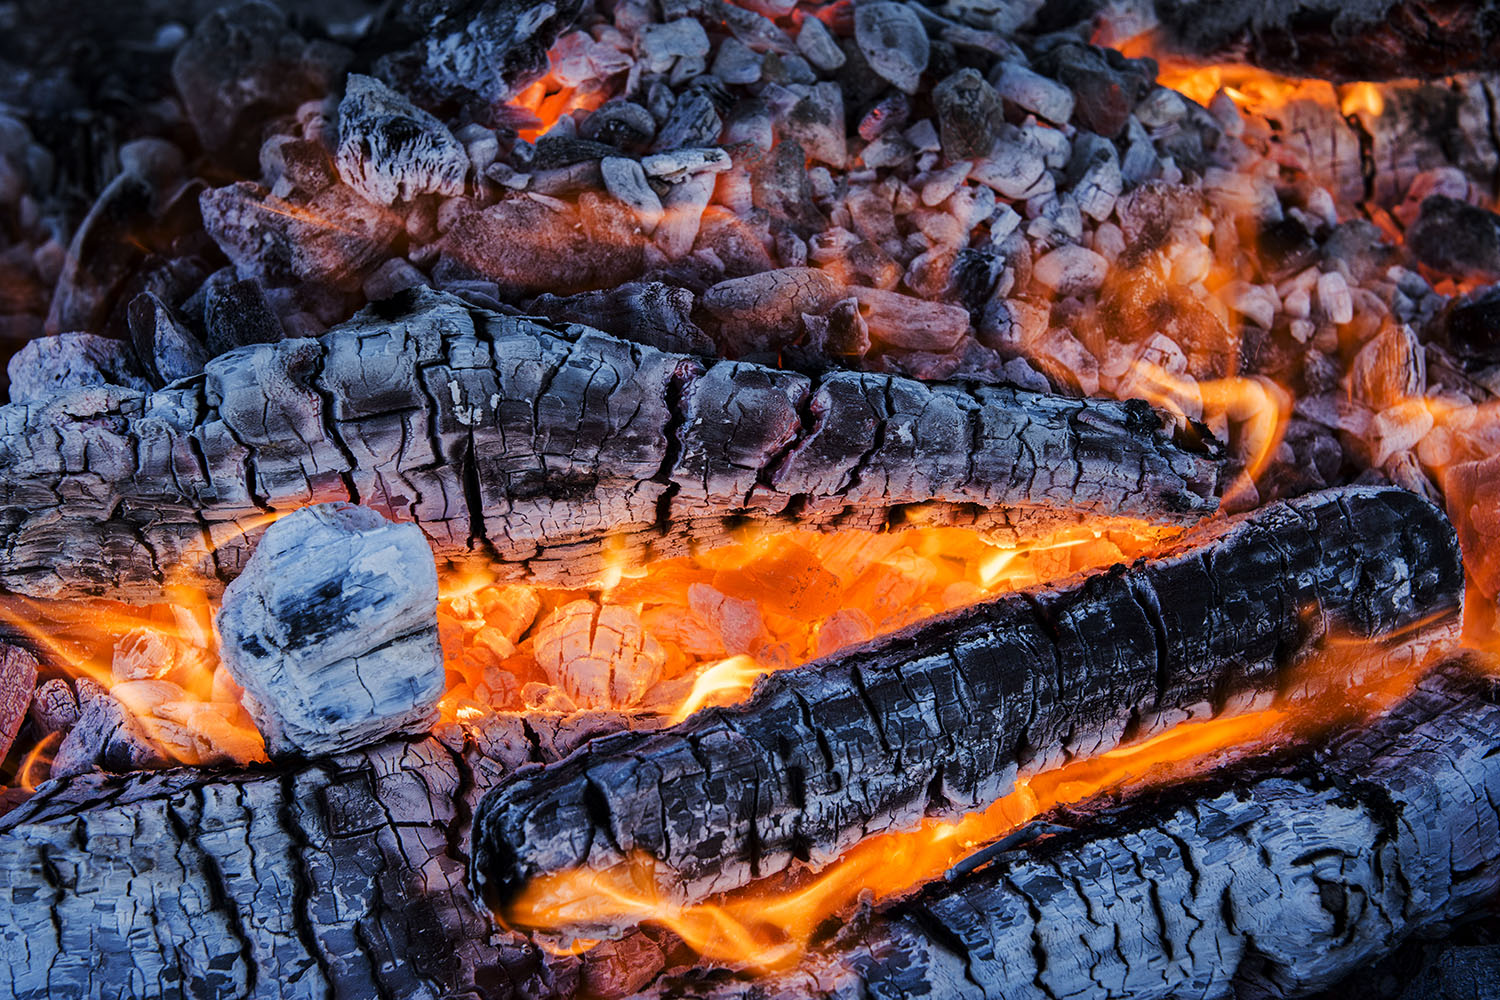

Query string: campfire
[2,1,1500,997]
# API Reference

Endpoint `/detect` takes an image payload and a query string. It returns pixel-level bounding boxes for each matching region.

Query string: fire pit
[2,1,1500,998]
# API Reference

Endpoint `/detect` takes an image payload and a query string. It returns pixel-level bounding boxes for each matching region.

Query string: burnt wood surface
[1153,0,1500,82]
[648,658,1500,1000]
[0,709,642,1000]
[0,288,1220,603]
[471,486,1465,929]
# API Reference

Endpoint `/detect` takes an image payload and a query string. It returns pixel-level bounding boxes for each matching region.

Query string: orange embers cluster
[435,520,1173,726]
[508,79,610,143]
[0,588,267,784]
[505,628,1449,970]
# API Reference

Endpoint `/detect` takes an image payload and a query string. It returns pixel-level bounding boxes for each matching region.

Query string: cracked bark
[471,486,1465,928]
[0,288,1220,603]
[648,657,1500,1000]
[0,711,632,1000]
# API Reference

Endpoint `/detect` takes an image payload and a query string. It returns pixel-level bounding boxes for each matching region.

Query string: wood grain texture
[0,287,1221,602]
[647,658,1500,1000]
[471,486,1464,929]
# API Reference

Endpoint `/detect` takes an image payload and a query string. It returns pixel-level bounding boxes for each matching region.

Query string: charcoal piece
[1407,195,1500,280]
[127,292,210,385]
[970,134,1048,199]
[202,273,285,357]
[6,332,151,403]
[531,136,619,170]
[814,296,871,357]
[641,147,732,183]
[217,503,445,757]
[200,181,403,290]
[1114,181,1203,261]
[528,282,714,354]
[26,677,78,737]
[1258,213,1323,280]
[335,74,470,205]
[51,678,168,779]
[579,99,658,151]
[700,267,846,352]
[796,14,845,71]
[472,486,1465,927]
[854,2,930,94]
[694,206,777,278]
[994,62,1075,125]
[653,89,723,152]
[261,136,339,199]
[370,0,587,115]
[644,660,1500,999]
[1437,286,1500,366]
[851,286,970,350]
[442,193,646,295]
[778,82,846,168]
[933,68,1001,161]
[1065,132,1123,222]
[1036,42,1153,139]
[171,1,349,162]
[748,139,829,237]
[655,173,717,257]
[0,289,1221,602]
[362,258,429,302]
[0,644,36,763]
[947,248,1006,311]
[600,157,665,232]
[711,36,762,84]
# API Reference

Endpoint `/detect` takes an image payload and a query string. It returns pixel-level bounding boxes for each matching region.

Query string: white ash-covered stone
[854,3,930,94]
[993,61,1075,125]
[6,332,151,403]
[851,286,970,351]
[795,14,844,71]
[216,502,445,757]
[601,156,664,231]
[336,74,469,205]
[933,68,1002,161]
[26,677,78,737]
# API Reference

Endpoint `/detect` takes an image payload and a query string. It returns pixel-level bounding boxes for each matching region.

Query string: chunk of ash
[217,503,445,757]
[336,75,470,205]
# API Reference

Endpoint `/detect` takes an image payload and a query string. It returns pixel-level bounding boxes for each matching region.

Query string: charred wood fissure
[1153,0,1500,82]
[0,729,554,1000]
[649,659,1500,1000]
[0,288,1220,602]
[471,486,1464,924]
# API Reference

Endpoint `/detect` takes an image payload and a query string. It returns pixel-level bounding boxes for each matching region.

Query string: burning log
[648,657,1500,1000]
[0,289,1220,602]
[471,486,1464,930]
[1153,0,1500,82]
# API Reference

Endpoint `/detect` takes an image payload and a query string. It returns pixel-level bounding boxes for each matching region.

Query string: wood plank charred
[470,486,1465,930]
[647,657,1500,1000]
[0,711,634,1000]
[1153,0,1500,82]
[0,288,1221,602]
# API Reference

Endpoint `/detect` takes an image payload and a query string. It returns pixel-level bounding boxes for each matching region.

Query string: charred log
[1153,0,1500,82]
[649,657,1500,1000]
[0,711,638,1000]
[471,486,1464,930]
[0,288,1220,602]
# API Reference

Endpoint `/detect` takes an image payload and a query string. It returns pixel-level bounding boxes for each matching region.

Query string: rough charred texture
[471,487,1465,927]
[653,659,1500,1000]
[0,288,1219,602]
[0,733,546,1000]
[1155,0,1500,82]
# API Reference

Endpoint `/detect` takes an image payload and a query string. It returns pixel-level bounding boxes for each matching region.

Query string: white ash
[216,502,445,757]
